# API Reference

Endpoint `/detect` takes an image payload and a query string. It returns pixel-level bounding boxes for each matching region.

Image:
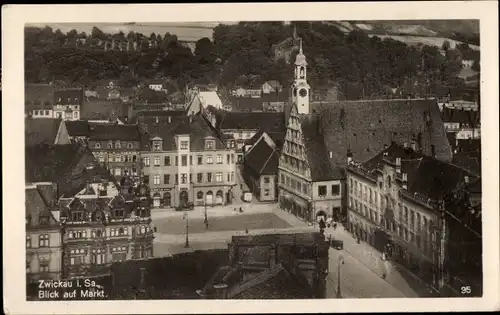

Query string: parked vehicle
[330,239,344,250]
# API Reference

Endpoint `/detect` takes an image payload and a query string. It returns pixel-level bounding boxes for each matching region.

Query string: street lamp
[204,199,208,228]
[337,255,345,298]
[183,211,189,248]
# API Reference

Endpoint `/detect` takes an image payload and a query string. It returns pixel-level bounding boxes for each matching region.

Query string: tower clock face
[299,88,308,98]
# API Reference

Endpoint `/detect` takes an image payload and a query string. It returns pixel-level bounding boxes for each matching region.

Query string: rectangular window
[153,175,160,185]
[197,155,203,165]
[227,154,230,164]
[180,141,188,150]
[264,189,270,196]
[181,173,187,184]
[190,155,193,165]
[26,236,31,248]
[175,156,178,166]
[215,172,223,183]
[230,171,234,182]
[175,174,178,184]
[143,157,150,167]
[206,140,215,150]
[206,155,213,164]
[163,174,170,184]
[207,173,213,183]
[189,173,193,183]
[227,173,230,182]
[115,168,121,176]
[197,173,203,183]
[231,154,235,164]
[181,155,188,166]
[318,185,327,197]
[39,261,50,273]
[216,154,223,164]
[164,156,171,166]
[264,177,270,184]
[143,175,150,185]
[112,252,127,262]
[331,184,340,196]
[280,174,285,184]
[154,156,161,167]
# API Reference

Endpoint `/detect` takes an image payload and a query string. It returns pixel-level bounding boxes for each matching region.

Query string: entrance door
[153,199,160,208]
[206,191,213,205]
[179,191,189,208]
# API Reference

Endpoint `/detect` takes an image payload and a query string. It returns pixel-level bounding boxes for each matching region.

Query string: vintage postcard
[2,2,499,314]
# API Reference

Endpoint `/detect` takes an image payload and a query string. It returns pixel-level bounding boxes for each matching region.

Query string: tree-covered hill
[25,22,477,100]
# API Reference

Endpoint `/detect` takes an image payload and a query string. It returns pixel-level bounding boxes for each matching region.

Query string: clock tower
[292,38,311,115]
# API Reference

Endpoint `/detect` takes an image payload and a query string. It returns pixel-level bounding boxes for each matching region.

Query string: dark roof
[453,151,481,176]
[25,84,53,109]
[135,110,187,125]
[244,139,280,175]
[216,111,286,132]
[446,132,457,151]
[441,107,476,126]
[456,139,481,153]
[229,263,312,299]
[360,143,478,201]
[228,96,263,112]
[89,124,142,141]
[25,118,61,146]
[312,99,452,168]
[80,100,129,121]
[261,90,289,103]
[141,114,225,151]
[65,120,90,137]
[54,89,84,105]
[26,186,59,228]
[300,115,344,181]
[231,232,325,246]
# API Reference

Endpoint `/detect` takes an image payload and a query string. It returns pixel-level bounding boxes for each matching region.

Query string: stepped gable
[25,118,62,146]
[300,113,343,181]
[25,186,59,228]
[315,98,452,168]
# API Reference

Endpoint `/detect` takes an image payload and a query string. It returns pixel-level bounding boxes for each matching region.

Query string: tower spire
[299,37,303,54]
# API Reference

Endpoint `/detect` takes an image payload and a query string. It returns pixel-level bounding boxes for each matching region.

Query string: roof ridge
[227,263,285,298]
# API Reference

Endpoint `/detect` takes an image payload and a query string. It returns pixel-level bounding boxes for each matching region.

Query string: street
[151,204,430,298]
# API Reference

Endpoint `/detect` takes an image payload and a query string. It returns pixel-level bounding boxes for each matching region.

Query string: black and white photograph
[3,2,499,314]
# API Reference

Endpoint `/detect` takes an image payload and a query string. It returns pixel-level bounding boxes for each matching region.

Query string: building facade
[346,143,480,294]
[26,183,63,284]
[140,114,237,209]
[53,89,83,121]
[88,124,143,180]
[59,176,154,279]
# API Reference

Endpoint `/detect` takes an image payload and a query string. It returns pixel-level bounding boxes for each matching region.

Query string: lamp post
[337,255,344,298]
[204,199,208,228]
[184,211,189,248]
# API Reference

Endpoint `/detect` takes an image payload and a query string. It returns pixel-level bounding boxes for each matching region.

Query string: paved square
[154,212,291,235]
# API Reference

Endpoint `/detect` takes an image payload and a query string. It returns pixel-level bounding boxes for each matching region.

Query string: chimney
[213,283,228,299]
[403,142,408,148]
[346,150,353,165]
[155,116,159,124]
[167,116,172,124]
[395,157,401,173]
[411,139,417,151]
[124,116,128,123]
[464,176,469,184]
[329,151,333,159]
[402,173,408,190]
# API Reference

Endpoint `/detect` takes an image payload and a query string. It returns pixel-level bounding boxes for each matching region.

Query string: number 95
[461,286,471,294]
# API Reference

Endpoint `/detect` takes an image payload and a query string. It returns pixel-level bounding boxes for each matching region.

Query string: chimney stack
[464,176,469,184]
[329,151,333,159]
[155,116,159,124]
[402,173,408,190]
[411,139,417,151]
[346,150,353,165]
[168,116,172,124]
[403,142,408,148]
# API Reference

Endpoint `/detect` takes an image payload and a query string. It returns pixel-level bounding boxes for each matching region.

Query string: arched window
[140,225,146,234]
[118,227,124,235]
[216,190,223,197]
[197,191,204,199]
[39,234,50,247]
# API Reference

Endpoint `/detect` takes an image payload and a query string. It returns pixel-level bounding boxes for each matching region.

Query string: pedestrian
[333,223,337,230]
[239,207,243,213]
[245,227,248,234]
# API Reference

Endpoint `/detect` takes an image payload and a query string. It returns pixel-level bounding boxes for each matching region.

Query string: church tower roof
[294,38,308,66]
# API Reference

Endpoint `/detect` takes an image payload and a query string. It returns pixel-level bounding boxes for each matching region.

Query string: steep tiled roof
[456,139,481,153]
[300,115,344,181]
[314,98,452,168]
[261,90,289,103]
[228,263,312,299]
[25,118,61,146]
[135,110,187,125]
[25,187,59,228]
[216,111,286,132]
[54,89,84,105]
[65,120,90,137]
[453,151,481,176]
[441,107,475,126]
[228,96,263,112]
[89,124,142,141]
[141,114,225,151]
[244,139,280,175]
[360,143,478,201]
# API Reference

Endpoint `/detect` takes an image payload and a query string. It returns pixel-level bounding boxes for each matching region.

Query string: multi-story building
[204,109,286,163]
[59,173,154,279]
[346,142,480,294]
[26,183,63,284]
[88,124,143,180]
[53,88,84,121]
[140,113,237,208]
[278,41,452,224]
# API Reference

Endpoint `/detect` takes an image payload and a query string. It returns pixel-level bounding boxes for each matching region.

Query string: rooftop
[25,118,62,146]
[244,138,280,176]
[89,124,142,141]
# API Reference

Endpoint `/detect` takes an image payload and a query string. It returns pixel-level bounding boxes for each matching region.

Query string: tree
[442,40,451,52]
[471,60,480,72]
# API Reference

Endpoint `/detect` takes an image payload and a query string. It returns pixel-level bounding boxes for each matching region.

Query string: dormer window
[127,143,133,149]
[95,143,101,149]
[114,209,125,218]
[115,141,121,148]
[180,141,189,150]
[71,211,84,221]
[205,140,215,150]
[107,141,113,149]
[153,141,162,151]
